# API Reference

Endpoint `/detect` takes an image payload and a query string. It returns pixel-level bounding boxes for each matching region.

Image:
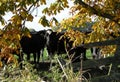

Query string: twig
[107,63,112,75]
[57,57,68,80]
[79,53,83,82]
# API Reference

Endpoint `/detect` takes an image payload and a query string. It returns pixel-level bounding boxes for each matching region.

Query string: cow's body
[20,30,50,63]
[46,31,73,59]
[68,44,87,62]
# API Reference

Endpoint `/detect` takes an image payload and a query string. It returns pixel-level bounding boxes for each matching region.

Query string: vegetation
[0,0,120,82]
[0,62,43,82]
[0,0,119,62]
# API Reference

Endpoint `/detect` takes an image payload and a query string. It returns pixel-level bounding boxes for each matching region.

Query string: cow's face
[46,29,53,35]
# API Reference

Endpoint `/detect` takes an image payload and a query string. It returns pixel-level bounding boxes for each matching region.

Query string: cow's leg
[96,48,101,59]
[37,51,40,63]
[40,49,44,62]
[27,53,30,61]
[33,52,36,63]
[91,47,97,59]
[18,53,23,69]
[83,49,87,60]
[91,47,101,59]
[48,53,54,69]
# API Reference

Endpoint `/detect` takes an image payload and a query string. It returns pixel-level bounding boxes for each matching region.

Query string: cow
[46,30,101,63]
[68,45,102,63]
[68,44,87,62]
[46,30,92,63]
[67,29,102,62]
[20,29,51,63]
[46,31,73,60]
[90,47,101,59]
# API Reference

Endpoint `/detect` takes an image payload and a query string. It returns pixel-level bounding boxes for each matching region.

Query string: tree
[0,0,120,65]
[59,0,120,56]
[0,0,46,65]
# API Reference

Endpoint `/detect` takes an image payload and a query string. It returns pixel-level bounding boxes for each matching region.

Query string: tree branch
[82,37,120,48]
[78,37,120,57]
[74,0,120,25]
[22,0,39,28]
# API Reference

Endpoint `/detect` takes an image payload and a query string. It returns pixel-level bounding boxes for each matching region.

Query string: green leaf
[39,15,50,27]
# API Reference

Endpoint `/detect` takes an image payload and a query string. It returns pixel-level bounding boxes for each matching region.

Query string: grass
[0,48,95,82]
[0,62,43,82]
[86,49,93,59]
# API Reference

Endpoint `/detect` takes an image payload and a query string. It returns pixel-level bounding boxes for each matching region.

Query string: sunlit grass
[86,49,93,59]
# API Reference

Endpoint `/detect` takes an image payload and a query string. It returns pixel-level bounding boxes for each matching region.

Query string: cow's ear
[47,29,53,35]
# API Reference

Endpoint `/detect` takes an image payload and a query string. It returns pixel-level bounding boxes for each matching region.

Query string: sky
[0,0,73,31]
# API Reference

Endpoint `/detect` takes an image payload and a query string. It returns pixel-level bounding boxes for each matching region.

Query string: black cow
[46,31,89,63]
[91,47,101,59]
[46,31,73,59]
[67,29,102,62]
[46,30,101,63]
[20,29,51,63]
[68,44,87,62]
[68,45,102,62]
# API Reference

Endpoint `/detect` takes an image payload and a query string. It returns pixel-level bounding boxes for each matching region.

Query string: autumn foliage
[0,0,120,66]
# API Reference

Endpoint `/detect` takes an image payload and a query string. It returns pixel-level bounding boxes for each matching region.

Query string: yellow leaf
[20,11,27,19]
[27,33,31,38]
[17,34,21,40]
[27,14,33,22]
[40,0,46,5]
[17,19,22,25]
[39,16,50,27]
[111,22,115,26]
[0,61,3,67]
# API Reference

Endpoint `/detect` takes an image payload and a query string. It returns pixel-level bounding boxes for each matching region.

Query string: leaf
[9,14,22,25]
[17,34,21,40]
[39,15,50,27]
[42,7,49,14]
[40,0,46,5]
[22,28,31,38]
[17,19,22,25]
[57,3,64,12]
[20,11,28,19]
[50,17,59,27]
[26,14,33,22]
[0,61,3,67]
[0,16,5,25]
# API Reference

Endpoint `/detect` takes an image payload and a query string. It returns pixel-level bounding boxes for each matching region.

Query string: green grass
[86,49,93,59]
[42,48,93,62]
[21,48,93,62]
[43,48,49,60]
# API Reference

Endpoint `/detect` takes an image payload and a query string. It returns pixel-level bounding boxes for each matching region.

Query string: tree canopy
[0,0,120,65]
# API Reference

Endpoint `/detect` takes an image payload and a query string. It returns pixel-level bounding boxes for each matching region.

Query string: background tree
[59,0,120,56]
